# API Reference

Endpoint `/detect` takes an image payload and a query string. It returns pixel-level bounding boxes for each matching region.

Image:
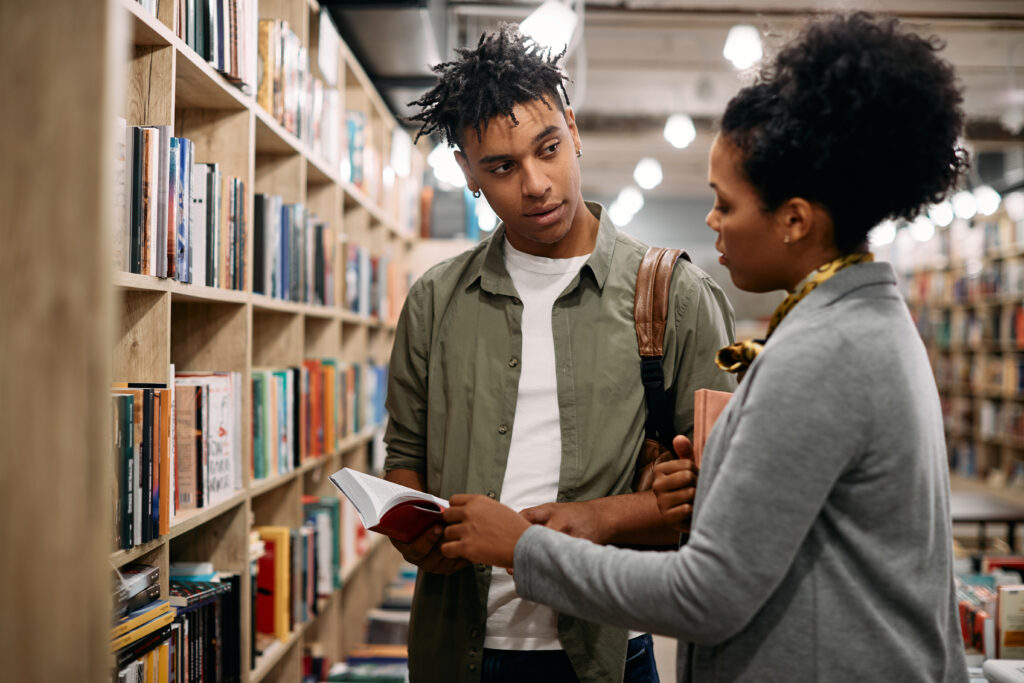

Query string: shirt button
[498,424,508,435]
[469,647,478,656]
[469,663,478,671]
[487,490,497,498]
[470,628,480,638]
[476,563,488,572]
[508,357,518,368]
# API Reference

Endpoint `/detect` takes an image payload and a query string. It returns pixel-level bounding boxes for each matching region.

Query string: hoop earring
[576,149,582,158]
[472,190,481,199]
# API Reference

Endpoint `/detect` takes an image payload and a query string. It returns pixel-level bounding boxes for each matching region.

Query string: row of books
[955,558,1024,662]
[913,306,1024,351]
[935,353,1024,395]
[979,400,1024,444]
[257,18,341,166]
[904,260,1024,308]
[111,370,244,550]
[345,244,408,324]
[110,562,242,682]
[172,0,258,94]
[253,195,336,305]
[940,395,1024,445]
[251,360,387,481]
[113,121,247,290]
[111,383,174,550]
[253,502,355,651]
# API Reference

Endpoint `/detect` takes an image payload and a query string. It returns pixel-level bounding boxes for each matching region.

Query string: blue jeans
[480,634,660,683]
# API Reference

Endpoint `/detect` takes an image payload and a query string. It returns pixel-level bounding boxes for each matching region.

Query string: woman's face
[705,135,792,293]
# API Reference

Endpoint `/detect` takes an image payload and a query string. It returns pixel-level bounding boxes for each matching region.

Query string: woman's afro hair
[721,12,970,253]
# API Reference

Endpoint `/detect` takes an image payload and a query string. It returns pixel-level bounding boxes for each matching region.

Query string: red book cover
[255,539,277,636]
[371,501,445,544]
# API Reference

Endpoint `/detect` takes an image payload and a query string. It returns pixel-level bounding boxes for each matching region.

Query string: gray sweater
[514,262,968,682]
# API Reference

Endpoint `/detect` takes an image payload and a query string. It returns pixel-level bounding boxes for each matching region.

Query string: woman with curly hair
[440,12,971,682]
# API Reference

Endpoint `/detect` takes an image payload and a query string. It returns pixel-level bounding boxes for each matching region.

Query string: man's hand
[383,468,468,574]
[652,435,699,533]
[519,500,606,544]
[389,523,469,574]
[441,494,530,569]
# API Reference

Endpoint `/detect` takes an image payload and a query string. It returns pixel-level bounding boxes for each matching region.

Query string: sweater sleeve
[514,326,870,644]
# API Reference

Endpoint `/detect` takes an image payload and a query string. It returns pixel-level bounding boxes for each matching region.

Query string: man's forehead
[462,100,566,148]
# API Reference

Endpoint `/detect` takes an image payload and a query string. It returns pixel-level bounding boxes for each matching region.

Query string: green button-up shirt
[384,202,735,683]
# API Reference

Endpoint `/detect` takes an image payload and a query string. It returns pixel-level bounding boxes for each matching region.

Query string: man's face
[455,98,585,257]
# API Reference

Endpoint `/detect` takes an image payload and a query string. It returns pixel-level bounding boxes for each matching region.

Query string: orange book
[693,388,732,468]
[323,361,336,453]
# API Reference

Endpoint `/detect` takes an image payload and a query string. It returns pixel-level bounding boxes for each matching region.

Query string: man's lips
[523,202,565,226]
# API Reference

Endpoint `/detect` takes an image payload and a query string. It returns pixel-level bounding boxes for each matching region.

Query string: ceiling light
[973,185,1001,216]
[428,143,467,188]
[664,114,696,149]
[608,202,634,227]
[952,190,978,220]
[927,201,954,227]
[633,158,663,190]
[609,186,645,227]
[1005,191,1024,222]
[909,216,935,242]
[723,24,763,70]
[868,220,897,247]
[520,0,578,54]
[616,186,644,215]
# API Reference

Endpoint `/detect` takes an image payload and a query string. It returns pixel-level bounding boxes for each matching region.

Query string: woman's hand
[441,494,531,569]
[652,435,699,533]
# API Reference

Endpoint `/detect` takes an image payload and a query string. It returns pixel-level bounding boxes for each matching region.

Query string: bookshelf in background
[881,205,1024,501]
[110,0,423,681]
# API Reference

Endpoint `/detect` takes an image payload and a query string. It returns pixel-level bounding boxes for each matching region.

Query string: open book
[693,388,732,468]
[328,468,449,543]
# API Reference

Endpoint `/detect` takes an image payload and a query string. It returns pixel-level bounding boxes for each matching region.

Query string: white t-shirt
[484,239,590,650]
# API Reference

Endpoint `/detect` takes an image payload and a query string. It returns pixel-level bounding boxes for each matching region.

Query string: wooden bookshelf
[885,208,1024,494]
[104,0,422,680]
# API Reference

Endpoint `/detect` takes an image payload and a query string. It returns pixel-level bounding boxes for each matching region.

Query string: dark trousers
[480,633,660,683]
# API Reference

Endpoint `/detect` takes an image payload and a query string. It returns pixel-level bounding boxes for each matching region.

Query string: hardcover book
[328,468,448,544]
[693,388,732,468]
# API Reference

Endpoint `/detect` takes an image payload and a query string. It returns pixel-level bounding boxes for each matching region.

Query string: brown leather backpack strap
[635,247,688,358]
[634,246,690,451]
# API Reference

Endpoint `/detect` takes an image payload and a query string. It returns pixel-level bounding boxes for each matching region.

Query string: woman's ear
[777,197,815,245]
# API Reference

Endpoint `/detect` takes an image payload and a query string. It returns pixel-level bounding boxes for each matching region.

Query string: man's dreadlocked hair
[407,23,571,147]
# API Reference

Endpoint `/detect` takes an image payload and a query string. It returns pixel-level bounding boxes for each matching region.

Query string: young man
[383,24,735,683]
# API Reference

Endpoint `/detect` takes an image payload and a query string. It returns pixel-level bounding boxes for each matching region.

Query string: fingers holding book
[652,437,699,533]
[389,523,469,575]
[441,494,530,570]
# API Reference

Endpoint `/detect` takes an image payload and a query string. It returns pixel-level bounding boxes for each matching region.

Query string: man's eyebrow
[476,125,563,165]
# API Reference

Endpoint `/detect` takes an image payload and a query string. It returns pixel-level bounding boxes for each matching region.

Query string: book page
[329,468,447,528]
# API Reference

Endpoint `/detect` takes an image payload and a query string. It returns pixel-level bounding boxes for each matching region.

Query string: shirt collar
[470,201,616,295]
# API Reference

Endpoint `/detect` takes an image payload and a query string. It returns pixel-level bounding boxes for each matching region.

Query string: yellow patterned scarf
[715,252,874,375]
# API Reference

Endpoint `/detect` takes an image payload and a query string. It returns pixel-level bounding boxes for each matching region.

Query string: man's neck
[505,199,599,259]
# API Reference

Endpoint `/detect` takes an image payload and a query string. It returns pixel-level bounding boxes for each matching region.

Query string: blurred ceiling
[323,0,1024,200]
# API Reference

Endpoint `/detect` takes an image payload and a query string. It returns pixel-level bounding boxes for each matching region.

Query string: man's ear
[454,150,479,194]
[563,106,582,155]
